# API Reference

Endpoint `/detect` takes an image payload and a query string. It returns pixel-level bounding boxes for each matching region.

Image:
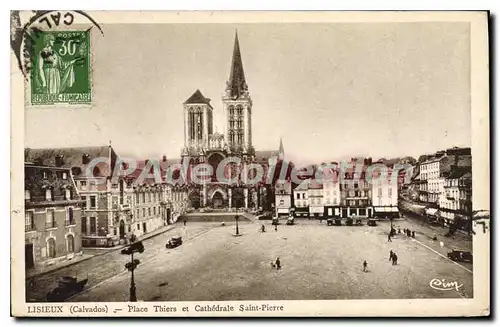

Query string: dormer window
[62,172,68,180]
[82,154,90,165]
[55,154,65,167]
[42,171,48,179]
[25,190,31,201]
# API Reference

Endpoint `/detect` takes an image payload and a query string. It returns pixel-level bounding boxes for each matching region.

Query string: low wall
[180,213,252,223]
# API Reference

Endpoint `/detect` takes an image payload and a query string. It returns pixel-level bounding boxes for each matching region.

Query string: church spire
[226,31,248,99]
[278,137,284,160]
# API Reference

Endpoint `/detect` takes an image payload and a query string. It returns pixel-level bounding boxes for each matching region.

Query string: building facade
[177,32,281,210]
[24,164,84,270]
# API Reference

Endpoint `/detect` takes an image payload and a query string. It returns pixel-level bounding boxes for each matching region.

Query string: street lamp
[121,241,145,302]
[235,215,240,235]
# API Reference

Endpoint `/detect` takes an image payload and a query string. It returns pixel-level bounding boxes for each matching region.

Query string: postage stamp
[29,30,91,105]
[10,11,490,318]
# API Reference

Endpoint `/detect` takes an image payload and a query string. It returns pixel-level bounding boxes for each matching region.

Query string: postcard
[11,10,490,317]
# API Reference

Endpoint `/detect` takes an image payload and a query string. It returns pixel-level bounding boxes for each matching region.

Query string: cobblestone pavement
[70,219,473,302]
[26,222,225,302]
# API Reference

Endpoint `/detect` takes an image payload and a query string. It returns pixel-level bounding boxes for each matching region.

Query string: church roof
[226,32,248,99]
[184,89,212,105]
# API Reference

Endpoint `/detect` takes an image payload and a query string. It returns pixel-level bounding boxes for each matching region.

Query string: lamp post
[235,215,240,235]
[121,241,144,302]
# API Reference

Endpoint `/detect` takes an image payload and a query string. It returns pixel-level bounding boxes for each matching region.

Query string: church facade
[180,32,282,210]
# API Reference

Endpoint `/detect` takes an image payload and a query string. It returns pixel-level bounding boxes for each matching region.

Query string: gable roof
[24,146,117,177]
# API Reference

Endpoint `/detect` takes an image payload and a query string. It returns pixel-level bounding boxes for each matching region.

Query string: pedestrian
[275,257,281,270]
[389,250,394,261]
[387,233,392,242]
[275,224,278,232]
[261,224,266,233]
[183,220,187,226]
[412,231,415,238]
[392,253,398,265]
[398,228,401,234]
[363,260,368,272]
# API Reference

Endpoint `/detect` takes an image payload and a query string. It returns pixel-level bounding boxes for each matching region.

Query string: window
[45,209,55,229]
[25,190,31,201]
[89,181,96,189]
[388,188,393,197]
[148,193,152,203]
[62,172,68,180]
[43,171,48,179]
[153,207,156,215]
[136,193,140,204]
[89,196,97,209]
[137,223,140,230]
[80,181,87,190]
[142,208,146,217]
[81,217,87,234]
[81,196,87,209]
[45,189,52,201]
[25,211,34,232]
[67,235,75,253]
[65,189,71,200]
[89,217,97,234]
[378,188,382,197]
[148,208,151,216]
[136,209,139,219]
[142,193,146,203]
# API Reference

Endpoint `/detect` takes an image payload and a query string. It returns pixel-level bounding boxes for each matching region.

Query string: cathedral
[180,32,283,210]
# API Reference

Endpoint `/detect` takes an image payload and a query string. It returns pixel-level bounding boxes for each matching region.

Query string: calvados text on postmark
[29,30,91,105]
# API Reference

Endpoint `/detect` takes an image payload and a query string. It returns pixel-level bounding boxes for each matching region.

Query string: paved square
[71,220,472,302]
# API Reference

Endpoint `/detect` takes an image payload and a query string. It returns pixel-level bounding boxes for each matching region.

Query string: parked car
[272,217,280,225]
[355,218,363,226]
[334,218,342,226]
[447,249,473,263]
[166,236,183,249]
[46,276,88,302]
[327,218,334,226]
[367,219,377,227]
[346,218,354,226]
[286,217,295,225]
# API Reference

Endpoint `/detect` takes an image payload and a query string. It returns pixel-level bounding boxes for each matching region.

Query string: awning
[277,208,289,213]
[374,207,398,213]
[425,208,438,216]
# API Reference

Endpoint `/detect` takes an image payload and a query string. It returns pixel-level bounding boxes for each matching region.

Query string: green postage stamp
[30,30,91,105]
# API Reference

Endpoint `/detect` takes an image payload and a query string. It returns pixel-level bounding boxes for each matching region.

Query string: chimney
[162,155,167,162]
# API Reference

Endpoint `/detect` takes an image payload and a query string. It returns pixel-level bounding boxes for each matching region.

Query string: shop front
[373,206,400,219]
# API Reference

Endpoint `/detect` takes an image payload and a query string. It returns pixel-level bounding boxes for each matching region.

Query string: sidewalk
[26,224,176,279]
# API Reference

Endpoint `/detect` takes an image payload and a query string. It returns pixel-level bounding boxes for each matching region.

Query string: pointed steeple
[226,31,248,99]
[278,137,284,160]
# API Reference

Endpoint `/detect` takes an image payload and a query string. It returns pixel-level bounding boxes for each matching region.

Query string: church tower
[182,89,214,158]
[223,32,254,158]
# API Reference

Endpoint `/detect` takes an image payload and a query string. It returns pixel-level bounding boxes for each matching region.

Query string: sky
[25,22,471,163]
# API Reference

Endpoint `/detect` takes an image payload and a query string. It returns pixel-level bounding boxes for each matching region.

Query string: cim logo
[429,278,463,291]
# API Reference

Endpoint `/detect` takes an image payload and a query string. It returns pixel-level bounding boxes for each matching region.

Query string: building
[24,163,84,270]
[371,170,399,218]
[339,162,372,218]
[439,167,472,228]
[420,147,472,205]
[275,180,292,218]
[25,145,123,247]
[322,169,341,218]
[293,181,309,217]
[308,180,324,218]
